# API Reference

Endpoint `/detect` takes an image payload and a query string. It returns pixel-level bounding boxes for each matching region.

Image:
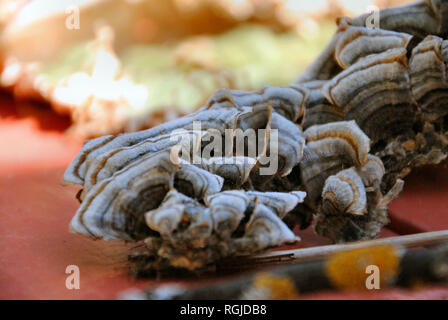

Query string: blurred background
[0,0,413,137]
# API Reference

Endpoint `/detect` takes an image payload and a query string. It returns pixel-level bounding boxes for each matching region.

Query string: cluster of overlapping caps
[64,0,448,271]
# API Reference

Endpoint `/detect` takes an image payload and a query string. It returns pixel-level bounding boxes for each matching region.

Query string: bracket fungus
[64,0,448,272]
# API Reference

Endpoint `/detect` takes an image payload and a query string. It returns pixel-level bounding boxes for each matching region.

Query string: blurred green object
[40,23,335,115]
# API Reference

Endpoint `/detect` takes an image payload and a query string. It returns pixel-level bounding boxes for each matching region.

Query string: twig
[219,230,448,270]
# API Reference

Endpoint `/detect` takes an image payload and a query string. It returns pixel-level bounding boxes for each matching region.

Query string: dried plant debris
[65,0,448,272]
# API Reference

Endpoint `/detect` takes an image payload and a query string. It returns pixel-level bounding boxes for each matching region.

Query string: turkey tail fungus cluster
[64,0,448,272]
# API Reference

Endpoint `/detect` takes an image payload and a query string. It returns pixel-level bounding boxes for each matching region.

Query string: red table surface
[0,91,447,300]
